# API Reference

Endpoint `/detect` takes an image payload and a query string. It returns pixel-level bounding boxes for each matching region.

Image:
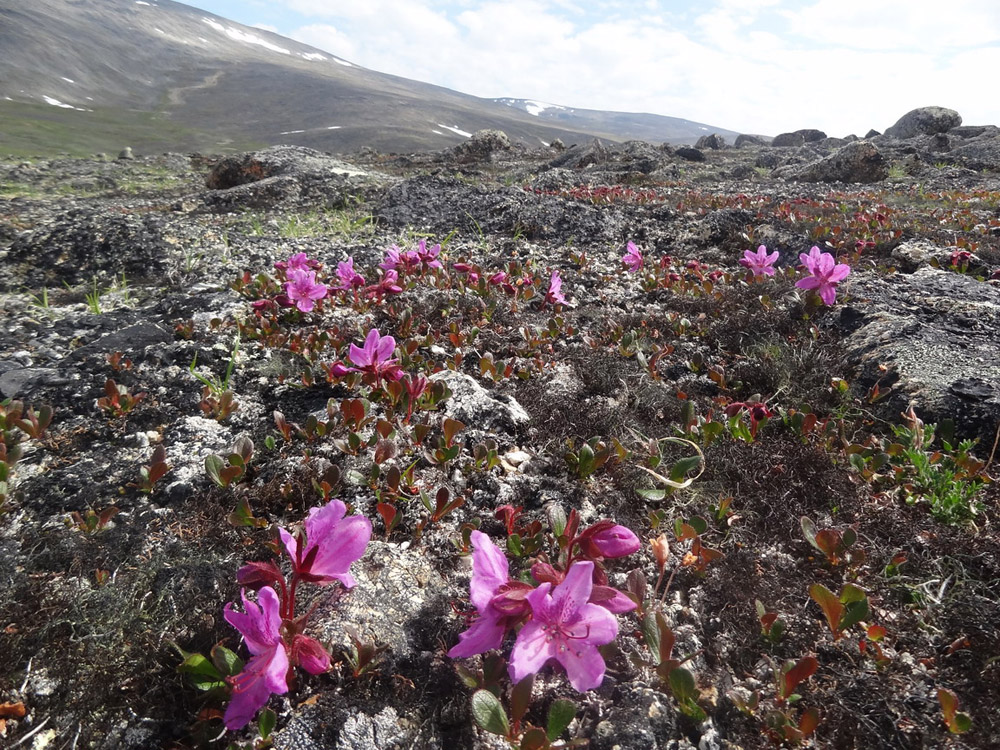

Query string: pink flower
[348,329,403,383]
[335,257,365,291]
[285,268,328,312]
[380,244,421,272]
[278,501,372,587]
[363,269,403,300]
[739,245,779,277]
[415,239,443,270]
[584,522,641,558]
[545,270,567,306]
[223,587,289,730]
[508,561,618,691]
[274,252,318,274]
[622,241,644,273]
[448,531,531,659]
[795,247,850,305]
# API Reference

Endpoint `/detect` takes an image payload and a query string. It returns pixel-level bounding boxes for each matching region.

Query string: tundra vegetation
[0,132,998,749]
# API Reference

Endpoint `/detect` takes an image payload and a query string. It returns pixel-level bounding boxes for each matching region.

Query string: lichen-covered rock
[454,129,513,162]
[205,145,369,189]
[695,133,727,150]
[775,140,887,183]
[838,267,1000,446]
[772,132,805,147]
[884,106,962,140]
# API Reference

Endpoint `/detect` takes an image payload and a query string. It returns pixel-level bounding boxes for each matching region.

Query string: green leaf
[669,455,702,483]
[668,666,698,703]
[546,698,577,741]
[800,516,819,549]
[204,454,226,487]
[636,488,668,501]
[211,644,244,677]
[257,708,276,739]
[510,674,534,723]
[519,728,548,750]
[471,689,510,736]
[177,652,225,691]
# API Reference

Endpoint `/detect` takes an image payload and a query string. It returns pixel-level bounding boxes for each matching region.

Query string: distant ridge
[0,0,744,156]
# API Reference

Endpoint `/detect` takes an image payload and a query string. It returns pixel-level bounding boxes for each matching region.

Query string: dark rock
[948,136,1000,171]
[884,106,962,139]
[734,134,766,148]
[549,139,612,169]
[775,140,887,183]
[795,128,827,143]
[865,129,881,139]
[695,133,727,150]
[117,147,133,160]
[0,367,67,399]
[453,129,512,162]
[2,209,172,290]
[949,125,991,139]
[205,145,367,189]
[772,132,805,147]
[839,267,1000,447]
[675,146,706,162]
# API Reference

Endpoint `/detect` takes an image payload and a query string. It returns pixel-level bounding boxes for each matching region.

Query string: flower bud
[650,534,670,571]
[590,524,640,558]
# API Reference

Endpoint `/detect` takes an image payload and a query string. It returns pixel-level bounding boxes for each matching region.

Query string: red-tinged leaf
[946,636,971,655]
[373,439,397,465]
[656,611,675,666]
[937,688,972,733]
[867,624,887,642]
[809,583,843,638]
[780,656,818,702]
[510,674,534,723]
[760,612,779,634]
[0,702,26,719]
[376,502,398,534]
[798,706,820,736]
[443,417,465,446]
[814,529,843,563]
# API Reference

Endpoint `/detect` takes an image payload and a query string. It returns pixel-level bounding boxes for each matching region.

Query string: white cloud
[269,0,1000,136]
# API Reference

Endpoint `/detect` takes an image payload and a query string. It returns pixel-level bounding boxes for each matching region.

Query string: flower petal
[550,561,594,623]
[469,531,510,612]
[796,277,820,291]
[308,513,372,587]
[224,587,282,655]
[555,642,607,692]
[375,334,396,363]
[508,619,554,684]
[447,613,506,658]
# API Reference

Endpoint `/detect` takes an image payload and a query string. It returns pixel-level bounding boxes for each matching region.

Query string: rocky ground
[1,108,1000,749]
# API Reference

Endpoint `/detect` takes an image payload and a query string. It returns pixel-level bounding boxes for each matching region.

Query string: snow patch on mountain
[437,124,472,137]
[202,18,291,55]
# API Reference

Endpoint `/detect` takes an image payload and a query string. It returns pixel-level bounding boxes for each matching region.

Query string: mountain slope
[0,0,743,156]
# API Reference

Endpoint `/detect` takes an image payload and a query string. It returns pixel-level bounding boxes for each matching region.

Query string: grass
[0,100,259,159]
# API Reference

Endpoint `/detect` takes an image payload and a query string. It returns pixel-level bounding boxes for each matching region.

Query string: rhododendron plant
[508,561,618,691]
[545,270,567,306]
[348,328,403,384]
[622,241,644,273]
[796,246,850,305]
[278,500,372,588]
[739,245,779,277]
[284,268,328,312]
[334,257,365,292]
[224,502,371,730]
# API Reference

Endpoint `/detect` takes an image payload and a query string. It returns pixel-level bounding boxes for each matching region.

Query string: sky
[182,0,1000,137]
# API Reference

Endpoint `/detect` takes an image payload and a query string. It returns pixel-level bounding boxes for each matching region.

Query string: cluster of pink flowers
[449,520,639,692]
[380,239,443,273]
[794,246,851,305]
[223,501,372,729]
[738,244,851,305]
